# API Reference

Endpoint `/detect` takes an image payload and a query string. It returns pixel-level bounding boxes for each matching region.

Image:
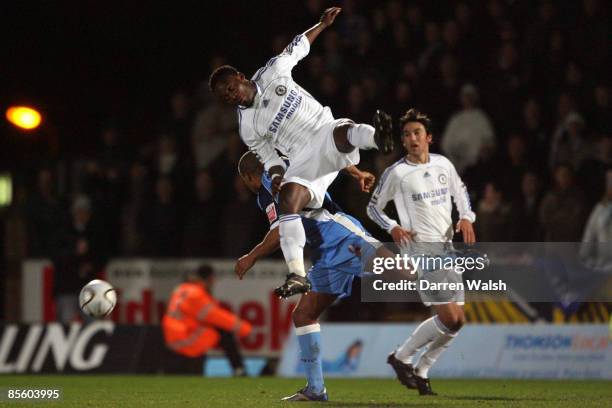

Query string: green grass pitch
[1,376,611,407]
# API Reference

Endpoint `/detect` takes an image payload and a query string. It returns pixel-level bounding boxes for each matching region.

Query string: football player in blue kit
[235,151,383,402]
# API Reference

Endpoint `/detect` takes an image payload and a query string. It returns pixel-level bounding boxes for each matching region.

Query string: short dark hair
[399,108,433,134]
[208,65,239,91]
[196,265,214,280]
[184,265,214,282]
[238,151,264,177]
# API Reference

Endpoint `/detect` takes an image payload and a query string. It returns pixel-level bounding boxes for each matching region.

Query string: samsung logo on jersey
[268,89,302,134]
[412,188,448,202]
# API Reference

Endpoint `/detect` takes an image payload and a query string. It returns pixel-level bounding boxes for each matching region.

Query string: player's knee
[446,312,465,332]
[292,307,316,327]
[438,310,465,332]
[333,124,355,153]
[451,314,465,331]
[278,184,310,214]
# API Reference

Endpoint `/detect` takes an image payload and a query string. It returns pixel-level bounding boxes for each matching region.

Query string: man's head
[553,163,574,191]
[185,265,215,288]
[460,83,479,109]
[400,108,433,157]
[238,151,264,193]
[208,65,253,107]
[72,195,92,227]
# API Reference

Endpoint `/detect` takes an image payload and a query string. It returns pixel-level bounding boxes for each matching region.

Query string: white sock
[414,327,457,379]
[279,214,306,277]
[395,316,445,365]
[347,124,377,150]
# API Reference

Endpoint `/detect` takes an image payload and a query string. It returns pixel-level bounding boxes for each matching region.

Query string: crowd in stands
[6,0,610,301]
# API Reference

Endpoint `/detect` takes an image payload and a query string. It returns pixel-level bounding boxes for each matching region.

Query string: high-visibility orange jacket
[161,282,252,357]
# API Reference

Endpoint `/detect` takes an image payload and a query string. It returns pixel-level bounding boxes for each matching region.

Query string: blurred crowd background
[1,0,610,320]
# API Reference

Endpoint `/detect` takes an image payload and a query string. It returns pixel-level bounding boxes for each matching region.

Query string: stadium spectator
[484,41,524,130]
[188,94,234,169]
[497,134,530,199]
[522,98,550,164]
[222,175,266,257]
[209,133,247,203]
[441,84,495,174]
[162,265,251,375]
[158,88,194,158]
[578,135,612,208]
[425,53,461,125]
[549,112,588,171]
[535,29,567,96]
[26,168,66,257]
[476,182,514,242]
[152,135,193,204]
[120,161,150,255]
[580,170,612,272]
[539,164,587,242]
[525,0,559,59]
[336,0,367,49]
[590,84,610,134]
[322,30,343,73]
[54,195,105,323]
[417,21,442,74]
[513,172,544,241]
[318,73,342,108]
[140,177,182,257]
[182,170,222,257]
[80,151,126,256]
[573,0,609,70]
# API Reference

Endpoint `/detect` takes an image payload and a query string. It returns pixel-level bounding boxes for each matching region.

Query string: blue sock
[296,323,324,394]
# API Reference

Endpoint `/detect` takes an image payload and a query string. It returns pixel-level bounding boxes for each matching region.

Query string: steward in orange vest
[162,265,252,374]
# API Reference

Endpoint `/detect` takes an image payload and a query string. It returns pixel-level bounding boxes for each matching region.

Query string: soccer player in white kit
[367,109,476,395]
[209,7,394,298]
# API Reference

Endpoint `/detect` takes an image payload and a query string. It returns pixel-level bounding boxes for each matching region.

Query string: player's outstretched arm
[235,227,281,279]
[304,7,341,45]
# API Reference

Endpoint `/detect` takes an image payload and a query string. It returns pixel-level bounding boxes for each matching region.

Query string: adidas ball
[79,279,117,318]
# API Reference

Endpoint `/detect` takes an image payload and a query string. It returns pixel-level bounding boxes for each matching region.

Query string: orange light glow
[6,106,42,130]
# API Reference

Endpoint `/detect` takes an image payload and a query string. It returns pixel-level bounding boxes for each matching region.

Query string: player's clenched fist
[359,171,376,193]
[320,7,342,27]
[235,254,256,279]
[390,226,416,245]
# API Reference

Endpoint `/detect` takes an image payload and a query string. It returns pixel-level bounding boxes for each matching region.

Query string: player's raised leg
[333,110,394,154]
[282,292,337,402]
[275,183,313,298]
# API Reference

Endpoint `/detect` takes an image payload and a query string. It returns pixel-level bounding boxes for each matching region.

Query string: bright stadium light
[5,106,42,130]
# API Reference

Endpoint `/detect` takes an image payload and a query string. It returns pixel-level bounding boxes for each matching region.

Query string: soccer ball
[79,279,117,318]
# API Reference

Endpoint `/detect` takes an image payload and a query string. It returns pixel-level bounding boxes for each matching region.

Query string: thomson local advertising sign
[22,259,296,357]
[278,324,612,380]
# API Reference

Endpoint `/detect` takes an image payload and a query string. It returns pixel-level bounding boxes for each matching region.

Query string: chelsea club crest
[275,85,287,96]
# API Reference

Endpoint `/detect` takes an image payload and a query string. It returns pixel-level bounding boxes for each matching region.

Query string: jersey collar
[404,154,431,166]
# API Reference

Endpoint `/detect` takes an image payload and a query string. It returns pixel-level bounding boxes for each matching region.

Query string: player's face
[214,74,252,106]
[402,121,432,155]
[240,173,260,194]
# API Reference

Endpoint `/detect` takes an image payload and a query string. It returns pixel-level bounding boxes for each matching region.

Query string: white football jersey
[238,34,334,171]
[367,154,476,242]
